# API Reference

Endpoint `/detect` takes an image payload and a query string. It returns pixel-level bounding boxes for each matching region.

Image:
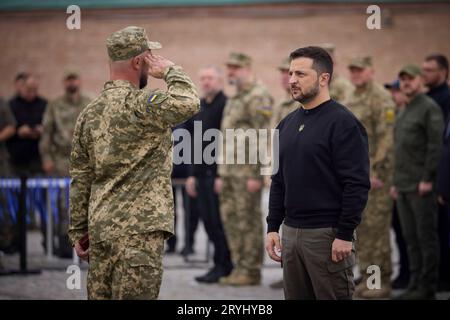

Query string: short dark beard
[66,86,79,94]
[139,68,148,89]
[293,79,319,104]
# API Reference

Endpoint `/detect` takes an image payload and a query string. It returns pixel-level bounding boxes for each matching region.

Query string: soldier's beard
[66,86,79,94]
[139,68,148,89]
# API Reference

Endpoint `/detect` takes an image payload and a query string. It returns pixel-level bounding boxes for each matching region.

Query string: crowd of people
[0,37,449,300]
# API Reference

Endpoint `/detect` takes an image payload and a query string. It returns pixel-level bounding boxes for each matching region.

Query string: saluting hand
[145,53,174,79]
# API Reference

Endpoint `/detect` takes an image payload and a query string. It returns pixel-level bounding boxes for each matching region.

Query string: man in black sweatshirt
[265,46,370,300]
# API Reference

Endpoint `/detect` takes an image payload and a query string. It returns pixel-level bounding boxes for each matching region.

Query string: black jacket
[6,95,47,165]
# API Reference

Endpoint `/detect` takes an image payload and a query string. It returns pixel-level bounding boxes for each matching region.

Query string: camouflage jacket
[271,96,300,129]
[39,94,91,175]
[330,74,354,105]
[346,81,396,180]
[68,65,200,245]
[218,81,273,179]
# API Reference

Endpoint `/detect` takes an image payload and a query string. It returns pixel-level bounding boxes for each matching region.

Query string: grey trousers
[281,224,356,300]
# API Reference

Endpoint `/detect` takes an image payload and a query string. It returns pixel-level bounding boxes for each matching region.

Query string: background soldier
[392,64,443,300]
[347,56,396,299]
[69,26,200,299]
[271,57,300,129]
[269,57,300,290]
[39,70,91,258]
[0,98,16,264]
[321,43,354,105]
[216,52,273,286]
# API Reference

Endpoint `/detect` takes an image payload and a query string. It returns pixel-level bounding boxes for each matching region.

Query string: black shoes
[180,246,195,256]
[195,267,232,284]
[392,274,410,290]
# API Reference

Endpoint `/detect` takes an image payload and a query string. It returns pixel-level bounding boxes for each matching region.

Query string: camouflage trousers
[356,185,392,284]
[87,231,164,300]
[219,176,263,278]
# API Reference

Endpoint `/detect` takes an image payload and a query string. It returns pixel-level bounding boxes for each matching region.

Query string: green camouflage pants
[219,176,263,278]
[356,185,392,284]
[87,231,164,300]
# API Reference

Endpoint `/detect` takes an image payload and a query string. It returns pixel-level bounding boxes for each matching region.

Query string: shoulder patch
[146,91,168,110]
[386,108,395,124]
[256,105,272,117]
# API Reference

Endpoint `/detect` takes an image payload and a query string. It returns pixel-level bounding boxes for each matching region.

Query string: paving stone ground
[0,191,449,300]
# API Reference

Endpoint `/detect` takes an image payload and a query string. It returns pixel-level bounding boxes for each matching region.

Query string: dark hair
[425,54,449,79]
[14,72,30,83]
[290,46,333,83]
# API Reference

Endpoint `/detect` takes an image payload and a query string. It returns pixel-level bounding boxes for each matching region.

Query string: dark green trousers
[396,192,439,292]
[281,224,355,300]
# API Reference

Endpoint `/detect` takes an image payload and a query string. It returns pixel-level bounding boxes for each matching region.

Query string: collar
[103,80,137,92]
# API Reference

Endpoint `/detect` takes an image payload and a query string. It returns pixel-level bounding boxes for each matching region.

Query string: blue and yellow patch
[147,94,158,104]
[256,105,272,117]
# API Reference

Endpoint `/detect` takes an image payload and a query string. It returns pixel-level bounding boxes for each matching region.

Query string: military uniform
[0,99,15,176]
[330,74,354,105]
[320,43,354,105]
[271,58,300,128]
[346,56,396,298]
[39,86,91,257]
[40,92,91,176]
[218,52,273,285]
[0,99,16,253]
[68,26,200,299]
[394,65,443,299]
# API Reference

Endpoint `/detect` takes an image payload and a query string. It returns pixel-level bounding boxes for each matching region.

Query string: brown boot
[219,271,260,286]
[354,279,369,297]
[360,285,392,299]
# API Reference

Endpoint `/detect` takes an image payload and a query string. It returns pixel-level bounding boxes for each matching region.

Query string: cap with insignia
[320,43,335,56]
[226,52,252,67]
[348,56,373,69]
[398,64,422,78]
[106,26,162,61]
[278,57,291,71]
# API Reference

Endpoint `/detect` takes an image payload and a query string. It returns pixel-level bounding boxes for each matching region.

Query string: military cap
[320,43,335,55]
[398,64,422,78]
[63,67,80,79]
[348,56,373,69]
[278,57,291,71]
[106,26,162,61]
[226,52,252,67]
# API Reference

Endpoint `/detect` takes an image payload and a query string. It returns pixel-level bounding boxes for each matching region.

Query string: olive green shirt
[394,93,444,192]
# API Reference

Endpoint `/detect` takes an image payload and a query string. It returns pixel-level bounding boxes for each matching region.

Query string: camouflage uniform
[0,99,15,176]
[320,43,354,105]
[218,52,273,284]
[346,57,396,297]
[40,90,91,256]
[0,99,16,253]
[330,74,354,105]
[40,93,91,176]
[271,58,300,128]
[68,26,200,299]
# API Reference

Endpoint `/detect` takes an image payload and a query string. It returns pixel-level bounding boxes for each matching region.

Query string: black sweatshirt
[267,99,370,241]
[186,91,227,177]
[6,95,47,166]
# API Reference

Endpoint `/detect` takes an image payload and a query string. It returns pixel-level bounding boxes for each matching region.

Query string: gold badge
[386,109,395,124]
[299,124,305,132]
